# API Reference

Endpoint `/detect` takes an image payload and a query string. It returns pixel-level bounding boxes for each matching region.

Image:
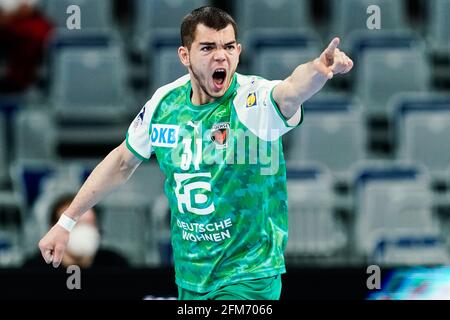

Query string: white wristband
[57,214,77,232]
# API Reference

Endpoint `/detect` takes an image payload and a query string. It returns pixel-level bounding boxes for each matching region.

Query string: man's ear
[178,46,190,67]
[237,43,242,63]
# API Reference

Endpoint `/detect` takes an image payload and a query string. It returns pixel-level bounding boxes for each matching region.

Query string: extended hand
[313,37,353,79]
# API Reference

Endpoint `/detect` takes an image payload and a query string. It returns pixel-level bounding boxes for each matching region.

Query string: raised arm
[38,141,142,267]
[273,37,353,119]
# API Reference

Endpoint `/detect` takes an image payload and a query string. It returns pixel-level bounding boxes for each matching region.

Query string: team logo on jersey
[246,92,257,108]
[210,122,230,149]
[151,124,179,148]
[132,107,146,130]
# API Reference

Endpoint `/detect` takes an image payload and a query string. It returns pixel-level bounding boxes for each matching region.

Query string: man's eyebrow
[199,41,237,46]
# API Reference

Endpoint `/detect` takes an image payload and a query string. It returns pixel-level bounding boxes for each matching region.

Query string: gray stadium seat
[148,32,187,94]
[51,47,127,121]
[286,165,347,257]
[354,164,448,265]
[285,95,365,177]
[99,192,152,266]
[44,0,113,33]
[251,46,320,81]
[151,46,186,90]
[329,0,408,40]
[244,29,321,73]
[98,160,165,266]
[232,0,313,45]
[428,0,450,53]
[134,0,209,50]
[13,110,57,161]
[356,47,430,114]
[392,95,450,176]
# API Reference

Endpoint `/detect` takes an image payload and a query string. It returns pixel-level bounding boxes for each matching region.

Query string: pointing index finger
[324,37,340,57]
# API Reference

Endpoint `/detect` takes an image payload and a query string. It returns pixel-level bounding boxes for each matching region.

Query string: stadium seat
[51,46,128,121]
[392,93,450,176]
[354,163,448,265]
[10,159,91,212]
[44,0,113,33]
[427,0,450,53]
[285,95,365,177]
[329,0,408,40]
[13,110,57,161]
[147,31,187,94]
[133,0,209,51]
[356,46,430,114]
[232,0,313,45]
[245,29,321,74]
[286,165,347,257]
[98,160,165,266]
[99,192,153,266]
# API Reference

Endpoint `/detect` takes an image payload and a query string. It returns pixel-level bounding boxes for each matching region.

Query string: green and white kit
[126,73,303,293]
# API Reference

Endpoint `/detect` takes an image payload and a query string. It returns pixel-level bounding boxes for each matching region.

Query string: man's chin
[211,81,228,96]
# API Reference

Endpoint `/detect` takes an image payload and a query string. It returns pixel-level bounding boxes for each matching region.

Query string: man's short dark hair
[181,6,238,49]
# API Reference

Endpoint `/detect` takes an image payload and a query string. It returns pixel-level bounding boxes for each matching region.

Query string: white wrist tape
[57,214,77,232]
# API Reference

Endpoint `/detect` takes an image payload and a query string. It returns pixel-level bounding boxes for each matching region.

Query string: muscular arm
[273,37,353,119]
[63,141,142,221]
[39,141,142,267]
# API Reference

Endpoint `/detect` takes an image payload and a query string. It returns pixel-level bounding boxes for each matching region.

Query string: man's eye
[226,45,235,50]
[201,46,212,52]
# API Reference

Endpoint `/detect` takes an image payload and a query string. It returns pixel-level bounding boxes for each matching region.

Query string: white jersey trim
[233,74,302,141]
[126,74,190,160]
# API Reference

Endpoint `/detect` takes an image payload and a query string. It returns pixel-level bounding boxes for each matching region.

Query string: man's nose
[213,49,226,61]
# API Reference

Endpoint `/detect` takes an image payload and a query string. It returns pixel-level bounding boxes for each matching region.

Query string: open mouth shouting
[212,68,227,91]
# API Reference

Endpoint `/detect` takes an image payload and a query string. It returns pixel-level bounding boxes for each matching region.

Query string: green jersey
[126,73,303,293]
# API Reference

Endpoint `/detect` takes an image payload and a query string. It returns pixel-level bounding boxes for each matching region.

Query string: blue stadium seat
[150,194,172,266]
[10,160,88,211]
[0,191,24,267]
[24,163,88,255]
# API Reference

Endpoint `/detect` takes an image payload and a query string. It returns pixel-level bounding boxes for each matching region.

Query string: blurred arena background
[0,0,449,300]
